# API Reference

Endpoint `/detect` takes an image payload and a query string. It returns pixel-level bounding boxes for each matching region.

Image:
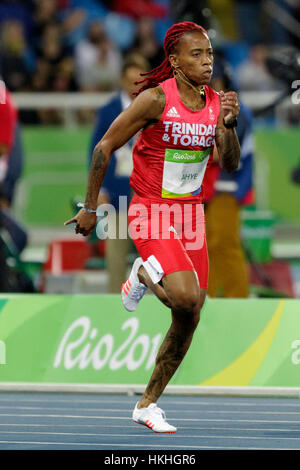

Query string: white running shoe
[121,257,148,312]
[132,402,177,433]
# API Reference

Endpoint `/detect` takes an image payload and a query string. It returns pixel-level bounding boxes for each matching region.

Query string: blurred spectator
[31,20,77,124]
[58,0,108,18]
[33,0,59,44]
[52,57,77,92]
[129,17,164,69]
[203,56,255,298]
[0,80,35,293]
[33,22,76,92]
[237,45,284,91]
[37,23,66,70]
[35,55,77,124]
[170,0,211,30]
[33,0,91,50]
[112,0,166,19]
[0,20,33,91]
[0,0,35,40]
[75,21,121,91]
[88,53,149,292]
[0,84,18,190]
[0,82,27,256]
[58,0,109,49]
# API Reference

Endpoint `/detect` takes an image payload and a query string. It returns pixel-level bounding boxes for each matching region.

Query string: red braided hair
[135,21,208,95]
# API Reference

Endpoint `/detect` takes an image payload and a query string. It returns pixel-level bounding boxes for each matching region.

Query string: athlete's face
[170,31,213,85]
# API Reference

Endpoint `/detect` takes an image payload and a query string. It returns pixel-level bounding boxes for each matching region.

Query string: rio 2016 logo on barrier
[53,316,162,371]
[291,339,300,365]
[0,340,6,365]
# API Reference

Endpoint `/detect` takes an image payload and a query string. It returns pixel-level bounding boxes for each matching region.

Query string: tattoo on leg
[140,327,194,406]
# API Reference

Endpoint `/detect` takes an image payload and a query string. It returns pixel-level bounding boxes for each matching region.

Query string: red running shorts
[128,193,209,289]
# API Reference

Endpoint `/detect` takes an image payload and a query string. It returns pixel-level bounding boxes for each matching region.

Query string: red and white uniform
[129,77,220,287]
[0,88,17,182]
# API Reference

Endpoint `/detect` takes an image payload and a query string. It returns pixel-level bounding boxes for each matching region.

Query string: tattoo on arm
[152,85,166,104]
[85,146,109,208]
[215,126,240,173]
[143,86,166,129]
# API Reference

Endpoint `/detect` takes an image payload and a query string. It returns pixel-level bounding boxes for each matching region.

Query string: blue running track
[0,392,299,450]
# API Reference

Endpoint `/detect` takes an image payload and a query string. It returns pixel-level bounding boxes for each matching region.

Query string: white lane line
[0,424,299,433]
[0,413,300,424]
[179,426,300,433]
[0,413,129,419]
[0,405,300,416]
[1,431,300,441]
[0,406,130,413]
[0,431,174,438]
[0,397,299,408]
[0,440,298,450]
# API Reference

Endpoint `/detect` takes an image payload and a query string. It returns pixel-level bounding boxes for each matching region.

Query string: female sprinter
[65,21,240,433]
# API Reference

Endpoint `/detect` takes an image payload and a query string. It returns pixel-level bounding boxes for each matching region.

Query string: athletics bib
[161,148,212,199]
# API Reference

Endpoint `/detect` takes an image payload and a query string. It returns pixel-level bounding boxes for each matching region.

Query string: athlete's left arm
[215,91,240,173]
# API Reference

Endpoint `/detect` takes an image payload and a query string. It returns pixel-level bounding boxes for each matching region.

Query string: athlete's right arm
[64,87,166,235]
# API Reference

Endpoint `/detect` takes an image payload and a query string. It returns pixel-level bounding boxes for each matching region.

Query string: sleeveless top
[130,77,220,203]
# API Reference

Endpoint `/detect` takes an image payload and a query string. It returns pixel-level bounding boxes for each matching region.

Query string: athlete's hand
[220,90,240,125]
[64,209,97,236]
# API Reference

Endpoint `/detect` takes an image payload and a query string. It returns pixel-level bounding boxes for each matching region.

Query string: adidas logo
[166,106,180,118]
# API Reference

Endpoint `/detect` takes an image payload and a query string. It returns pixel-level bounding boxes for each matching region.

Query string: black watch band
[223,118,237,129]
